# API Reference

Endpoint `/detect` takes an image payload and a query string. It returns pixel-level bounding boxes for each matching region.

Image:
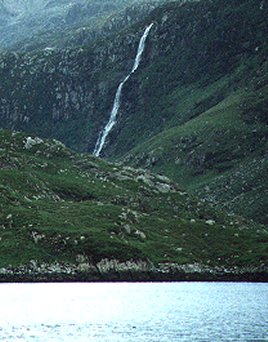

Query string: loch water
[0,282,267,341]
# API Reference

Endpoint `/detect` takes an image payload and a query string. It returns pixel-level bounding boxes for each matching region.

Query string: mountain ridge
[0,0,164,51]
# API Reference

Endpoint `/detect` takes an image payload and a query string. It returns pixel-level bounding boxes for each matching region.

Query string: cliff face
[1,0,267,151]
[0,31,142,151]
[0,1,166,151]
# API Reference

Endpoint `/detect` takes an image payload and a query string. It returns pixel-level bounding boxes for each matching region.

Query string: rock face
[0,1,164,151]
[0,38,138,151]
[0,0,267,152]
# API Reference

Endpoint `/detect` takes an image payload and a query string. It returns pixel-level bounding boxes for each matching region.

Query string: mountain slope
[123,88,268,225]
[112,0,268,226]
[0,0,267,227]
[0,0,163,51]
[106,0,268,156]
[1,129,268,281]
[1,0,267,155]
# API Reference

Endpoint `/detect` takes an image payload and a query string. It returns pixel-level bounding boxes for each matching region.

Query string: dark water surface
[0,282,267,341]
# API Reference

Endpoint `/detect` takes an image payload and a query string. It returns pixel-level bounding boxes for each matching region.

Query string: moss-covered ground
[0,130,267,275]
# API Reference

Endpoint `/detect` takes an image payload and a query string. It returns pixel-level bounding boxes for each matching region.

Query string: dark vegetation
[0,0,267,279]
[0,130,267,277]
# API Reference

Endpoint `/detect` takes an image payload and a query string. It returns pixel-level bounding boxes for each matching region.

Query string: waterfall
[93,23,153,157]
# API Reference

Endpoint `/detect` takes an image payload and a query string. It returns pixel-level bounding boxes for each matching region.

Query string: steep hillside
[0,0,163,51]
[3,0,267,153]
[1,129,268,281]
[107,0,268,156]
[0,0,267,226]
[123,88,268,225]
[0,36,142,151]
[119,0,268,225]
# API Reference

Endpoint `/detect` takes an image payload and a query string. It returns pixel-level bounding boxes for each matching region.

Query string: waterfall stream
[93,23,153,157]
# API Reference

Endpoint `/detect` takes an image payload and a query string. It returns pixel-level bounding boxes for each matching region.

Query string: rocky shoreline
[1,260,267,283]
[1,272,268,283]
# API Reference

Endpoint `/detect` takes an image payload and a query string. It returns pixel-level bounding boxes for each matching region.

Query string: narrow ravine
[93,23,153,157]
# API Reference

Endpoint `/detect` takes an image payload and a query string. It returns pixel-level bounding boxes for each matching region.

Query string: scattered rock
[24,137,43,149]
[205,219,216,226]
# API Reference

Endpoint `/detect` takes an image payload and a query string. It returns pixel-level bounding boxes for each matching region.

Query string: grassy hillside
[2,0,266,158]
[114,0,268,226]
[105,0,268,157]
[123,85,268,226]
[0,129,268,280]
[0,0,267,268]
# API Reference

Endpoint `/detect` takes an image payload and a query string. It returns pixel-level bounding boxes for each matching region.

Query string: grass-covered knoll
[0,130,267,279]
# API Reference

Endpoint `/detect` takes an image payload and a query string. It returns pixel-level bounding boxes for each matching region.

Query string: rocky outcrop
[1,259,268,282]
[0,33,140,151]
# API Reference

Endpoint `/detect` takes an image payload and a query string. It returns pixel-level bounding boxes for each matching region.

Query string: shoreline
[1,271,268,283]
[2,260,267,283]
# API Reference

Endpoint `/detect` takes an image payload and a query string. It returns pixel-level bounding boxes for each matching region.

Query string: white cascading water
[93,23,154,157]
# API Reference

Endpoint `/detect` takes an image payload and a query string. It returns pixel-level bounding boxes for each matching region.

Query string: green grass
[0,129,267,272]
[123,84,268,225]
[0,0,268,276]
